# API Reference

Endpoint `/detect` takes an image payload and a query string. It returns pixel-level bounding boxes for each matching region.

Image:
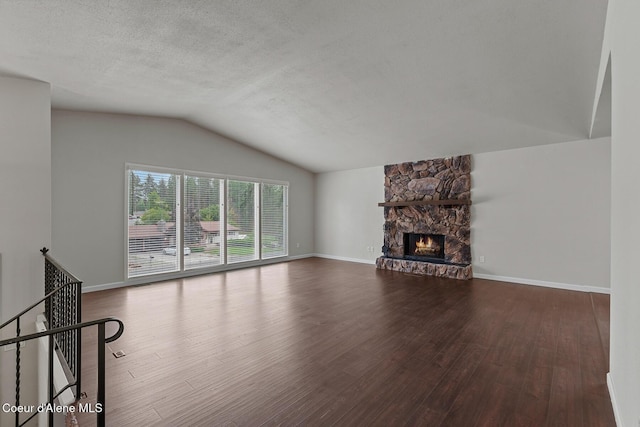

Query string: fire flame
[415,236,437,255]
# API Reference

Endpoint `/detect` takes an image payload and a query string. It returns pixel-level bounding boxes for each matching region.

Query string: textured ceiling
[0,0,609,172]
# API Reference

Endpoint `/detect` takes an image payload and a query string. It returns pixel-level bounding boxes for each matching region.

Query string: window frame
[125,163,289,281]
[260,182,289,260]
[183,172,226,270]
[125,164,182,278]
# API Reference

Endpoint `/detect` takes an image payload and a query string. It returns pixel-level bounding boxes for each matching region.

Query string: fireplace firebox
[403,233,445,262]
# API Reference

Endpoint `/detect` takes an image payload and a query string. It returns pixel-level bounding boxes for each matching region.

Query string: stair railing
[0,248,124,427]
[42,247,83,396]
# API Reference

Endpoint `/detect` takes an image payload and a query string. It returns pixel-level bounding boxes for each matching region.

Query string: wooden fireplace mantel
[377,199,472,207]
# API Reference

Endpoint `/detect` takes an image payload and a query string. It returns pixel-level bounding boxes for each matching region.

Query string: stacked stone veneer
[376,258,472,280]
[375,155,472,280]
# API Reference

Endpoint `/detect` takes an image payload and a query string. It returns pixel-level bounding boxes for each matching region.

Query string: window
[227,180,259,264]
[261,183,287,259]
[127,168,180,277]
[126,165,288,279]
[184,174,224,270]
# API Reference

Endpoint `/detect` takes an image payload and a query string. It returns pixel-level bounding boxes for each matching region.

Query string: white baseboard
[312,253,376,265]
[82,281,127,293]
[607,373,623,427]
[82,254,315,293]
[287,254,315,261]
[473,273,610,294]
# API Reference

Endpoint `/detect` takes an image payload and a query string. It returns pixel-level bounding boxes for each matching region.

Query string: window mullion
[178,173,184,271]
[257,183,262,260]
[222,179,227,265]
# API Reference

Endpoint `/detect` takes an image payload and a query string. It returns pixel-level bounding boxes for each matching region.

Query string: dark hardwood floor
[77,258,615,426]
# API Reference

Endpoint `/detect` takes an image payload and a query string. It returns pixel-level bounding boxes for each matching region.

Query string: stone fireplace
[376,155,473,279]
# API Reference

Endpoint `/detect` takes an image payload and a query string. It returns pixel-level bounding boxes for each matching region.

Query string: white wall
[51,110,314,288]
[0,76,51,425]
[608,0,640,425]
[315,140,611,293]
[315,166,384,263]
[472,137,611,291]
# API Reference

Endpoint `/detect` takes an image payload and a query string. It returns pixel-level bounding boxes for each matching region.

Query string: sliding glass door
[261,183,287,259]
[226,180,259,264]
[127,165,288,279]
[127,168,180,278]
[184,174,224,270]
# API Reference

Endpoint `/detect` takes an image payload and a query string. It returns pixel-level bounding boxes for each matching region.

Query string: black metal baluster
[15,318,20,427]
[65,285,69,364]
[97,323,106,427]
[76,281,82,395]
[48,333,54,426]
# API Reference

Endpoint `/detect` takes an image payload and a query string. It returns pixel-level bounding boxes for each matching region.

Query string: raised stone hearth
[376,155,472,280]
[376,257,472,280]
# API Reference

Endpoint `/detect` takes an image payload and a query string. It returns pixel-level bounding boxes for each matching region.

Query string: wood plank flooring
[76,258,615,426]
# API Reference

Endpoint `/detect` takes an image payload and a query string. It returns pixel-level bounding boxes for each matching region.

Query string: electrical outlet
[296,243,300,248]
[3,342,25,351]
[479,256,485,263]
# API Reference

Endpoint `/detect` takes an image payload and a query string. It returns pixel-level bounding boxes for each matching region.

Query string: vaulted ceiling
[0,0,609,172]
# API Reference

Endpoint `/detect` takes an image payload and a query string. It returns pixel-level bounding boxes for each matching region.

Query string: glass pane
[261,183,287,258]
[227,180,258,263]
[184,175,223,270]
[128,169,179,278]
